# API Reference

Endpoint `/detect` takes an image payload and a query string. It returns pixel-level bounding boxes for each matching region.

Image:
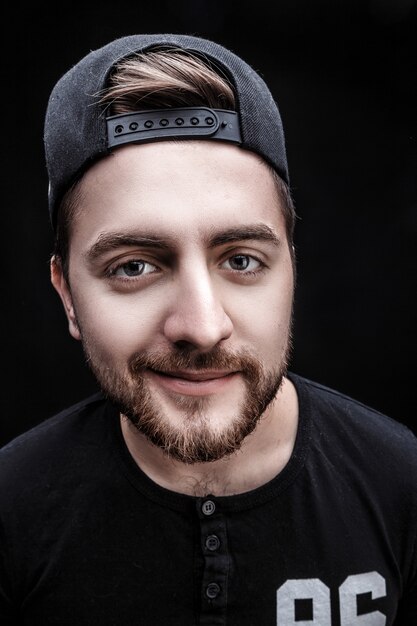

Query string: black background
[2,0,416,447]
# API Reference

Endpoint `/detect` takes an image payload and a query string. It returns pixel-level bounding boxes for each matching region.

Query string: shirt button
[201,500,216,516]
[206,582,221,599]
[205,534,220,551]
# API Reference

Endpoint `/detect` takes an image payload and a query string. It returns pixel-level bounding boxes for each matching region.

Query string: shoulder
[0,392,109,492]
[0,392,105,453]
[289,371,417,470]
[289,370,416,440]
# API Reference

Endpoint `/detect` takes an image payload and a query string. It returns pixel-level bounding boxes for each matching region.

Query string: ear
[50,256,81,341]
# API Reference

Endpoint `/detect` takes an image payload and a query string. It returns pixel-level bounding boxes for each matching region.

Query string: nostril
[174,339,197,351]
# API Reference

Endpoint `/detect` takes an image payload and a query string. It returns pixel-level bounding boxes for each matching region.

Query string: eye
[222,254,262,272]
[109,259,158,278]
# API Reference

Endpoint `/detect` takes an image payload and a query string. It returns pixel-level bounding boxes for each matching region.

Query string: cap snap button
[201,500,215,516]
[206,582,221,599]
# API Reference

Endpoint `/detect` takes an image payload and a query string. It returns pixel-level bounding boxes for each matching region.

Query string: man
[0,33,415,625]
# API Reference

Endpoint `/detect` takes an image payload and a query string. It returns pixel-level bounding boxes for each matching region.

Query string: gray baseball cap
[44,33,289,229]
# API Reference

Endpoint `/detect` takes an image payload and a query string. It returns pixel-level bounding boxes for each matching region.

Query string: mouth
[146,368,240,396]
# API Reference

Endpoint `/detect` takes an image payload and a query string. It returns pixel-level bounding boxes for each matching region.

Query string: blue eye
[224,255,262,272]
[229,255,250,270]
[110,260,157,278]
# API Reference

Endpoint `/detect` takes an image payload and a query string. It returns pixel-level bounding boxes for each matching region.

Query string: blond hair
[101,48,236,113]
[54,48,295,276]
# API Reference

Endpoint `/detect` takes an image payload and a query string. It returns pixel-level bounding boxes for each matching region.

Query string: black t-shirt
[0,372,416,625]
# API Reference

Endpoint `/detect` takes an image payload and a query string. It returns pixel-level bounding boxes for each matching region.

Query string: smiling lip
[147,369,239,396]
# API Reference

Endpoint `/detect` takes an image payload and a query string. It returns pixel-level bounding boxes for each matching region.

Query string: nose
[163,267,233,351]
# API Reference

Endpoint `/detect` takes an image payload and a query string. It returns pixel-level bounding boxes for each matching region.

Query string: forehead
[70,141,285,247]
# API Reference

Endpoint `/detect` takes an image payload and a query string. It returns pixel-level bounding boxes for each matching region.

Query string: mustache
[128,347,263,378]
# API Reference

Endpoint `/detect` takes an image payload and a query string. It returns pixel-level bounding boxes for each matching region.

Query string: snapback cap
[44,33,289,229]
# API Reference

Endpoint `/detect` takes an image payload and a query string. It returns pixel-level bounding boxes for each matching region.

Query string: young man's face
[52,141,295,463]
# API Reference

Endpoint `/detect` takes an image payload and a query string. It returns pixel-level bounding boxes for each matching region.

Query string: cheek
[226,273,294,357]
[71,291,163,359]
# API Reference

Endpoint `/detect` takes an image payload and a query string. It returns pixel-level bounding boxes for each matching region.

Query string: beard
[82,337,292,465]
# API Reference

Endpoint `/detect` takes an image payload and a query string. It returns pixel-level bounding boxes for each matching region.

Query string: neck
[120,376,299,497]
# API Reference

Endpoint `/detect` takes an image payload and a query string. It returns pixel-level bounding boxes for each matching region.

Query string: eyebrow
[85,233,173,262]
[85,224,281,262]
[206,224,281,248]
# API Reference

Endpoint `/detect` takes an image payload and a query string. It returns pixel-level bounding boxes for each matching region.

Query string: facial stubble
[82,337,292,464]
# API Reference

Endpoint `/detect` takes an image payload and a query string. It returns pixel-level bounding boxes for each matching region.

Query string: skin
[51,140,299,496]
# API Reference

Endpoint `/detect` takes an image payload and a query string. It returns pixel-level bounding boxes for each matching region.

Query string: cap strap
[106,107,241,148]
